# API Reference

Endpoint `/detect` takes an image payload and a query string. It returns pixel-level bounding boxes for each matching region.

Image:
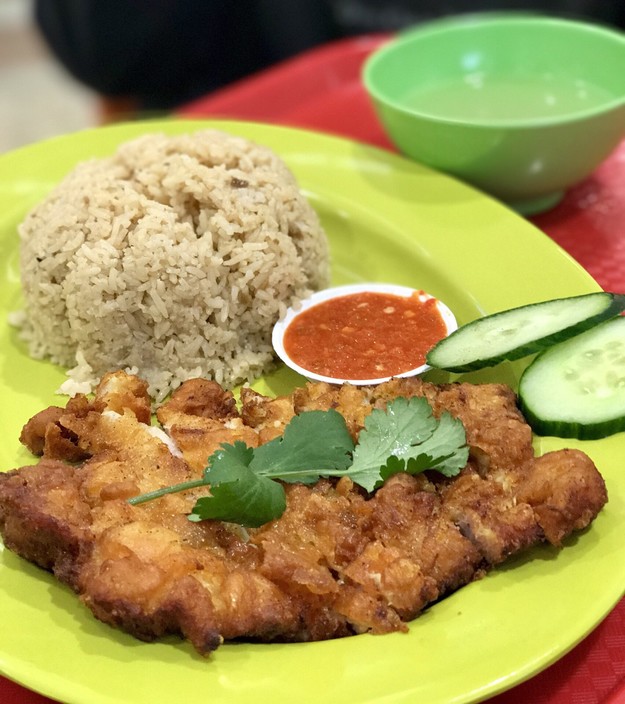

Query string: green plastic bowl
[363,14,625,214]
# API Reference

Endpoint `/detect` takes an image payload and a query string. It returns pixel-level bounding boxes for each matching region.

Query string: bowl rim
[271,282,458,386]
[362,12,625,129]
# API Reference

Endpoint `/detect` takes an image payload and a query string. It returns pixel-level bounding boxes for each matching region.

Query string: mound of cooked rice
[17,129,330,402]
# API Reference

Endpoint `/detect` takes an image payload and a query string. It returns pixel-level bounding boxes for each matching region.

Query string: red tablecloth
[3,34,625,704]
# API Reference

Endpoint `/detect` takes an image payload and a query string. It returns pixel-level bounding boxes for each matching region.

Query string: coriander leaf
[347,396,438,491]
[379,410,468,483]
[379,452,435,481]
[348,397,468,491]
[190,441,286,527]
[409,410,469,478]
[201,440,254,482]
[250,409,354,484]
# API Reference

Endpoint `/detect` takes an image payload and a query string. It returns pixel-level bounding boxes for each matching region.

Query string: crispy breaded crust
[0,371,608,656]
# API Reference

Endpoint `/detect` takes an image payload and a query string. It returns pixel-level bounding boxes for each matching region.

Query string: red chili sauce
[283,291,448,380]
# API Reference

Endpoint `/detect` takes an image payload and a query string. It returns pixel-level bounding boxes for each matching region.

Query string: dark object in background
[33,1,340,113]
[34,0,625,114]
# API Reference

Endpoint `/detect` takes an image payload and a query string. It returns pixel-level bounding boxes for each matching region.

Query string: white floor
[0,0,98,154]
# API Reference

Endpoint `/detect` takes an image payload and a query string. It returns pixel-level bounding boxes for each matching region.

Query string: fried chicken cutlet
[0,371,607,655]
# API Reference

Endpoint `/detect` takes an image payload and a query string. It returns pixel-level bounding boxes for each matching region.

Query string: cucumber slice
[426,292,625,372]
[519,316,625,439]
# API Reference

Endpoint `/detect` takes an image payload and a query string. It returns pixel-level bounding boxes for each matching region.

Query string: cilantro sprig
[128,397,468,527]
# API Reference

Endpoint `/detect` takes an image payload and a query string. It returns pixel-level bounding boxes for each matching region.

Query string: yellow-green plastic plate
[0,119,623,704]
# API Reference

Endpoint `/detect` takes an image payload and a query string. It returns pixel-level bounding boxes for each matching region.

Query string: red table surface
[3,34,625,704]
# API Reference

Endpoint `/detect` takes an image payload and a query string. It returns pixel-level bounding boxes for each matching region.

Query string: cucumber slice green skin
[518,316,625,440]
[426,292,625,373]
